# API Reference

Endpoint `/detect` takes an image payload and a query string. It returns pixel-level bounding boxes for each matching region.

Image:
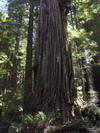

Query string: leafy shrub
[88,90,100,116]
[9,123,22,133]
[20,113,50,133]
[82,90,100,122]
[22,114,34,124]
[34,111,48,122]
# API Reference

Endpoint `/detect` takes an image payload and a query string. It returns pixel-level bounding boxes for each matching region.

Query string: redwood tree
[33,0,74,122]
[24,0,34,114]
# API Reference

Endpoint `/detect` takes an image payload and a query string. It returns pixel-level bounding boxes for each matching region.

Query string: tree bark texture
[34,0,72,121]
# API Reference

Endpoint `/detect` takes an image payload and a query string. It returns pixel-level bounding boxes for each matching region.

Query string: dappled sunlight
[0,0,100,132]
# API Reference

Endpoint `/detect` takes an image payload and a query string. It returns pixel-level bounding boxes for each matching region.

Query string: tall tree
[24,0,34,114]
[33,0,74,122]
[0,0,29,118]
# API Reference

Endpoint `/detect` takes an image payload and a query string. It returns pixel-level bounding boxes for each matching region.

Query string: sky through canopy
[0,0,8,12]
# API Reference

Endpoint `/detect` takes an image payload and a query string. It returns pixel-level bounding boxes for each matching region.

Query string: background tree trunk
[24,0,34,114]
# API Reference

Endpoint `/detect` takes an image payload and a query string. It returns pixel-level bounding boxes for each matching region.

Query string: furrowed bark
[34,0,72,122]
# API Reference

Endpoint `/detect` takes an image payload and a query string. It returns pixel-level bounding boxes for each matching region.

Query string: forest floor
[19,119,100,133]
[0,118,100,133]
[45,119,100,133]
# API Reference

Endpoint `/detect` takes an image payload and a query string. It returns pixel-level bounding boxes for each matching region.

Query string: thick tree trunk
[34,0,72,122]
[24,1,33,114]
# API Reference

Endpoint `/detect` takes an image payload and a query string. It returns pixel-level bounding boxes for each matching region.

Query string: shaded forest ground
[0,113,100,133]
